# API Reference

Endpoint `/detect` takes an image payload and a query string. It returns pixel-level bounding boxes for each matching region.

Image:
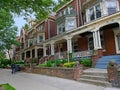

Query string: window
[38,25,44,31]
[95,4,101,18]
[105,0,118,15]
[39,36,43,42]
[90,7,95,21]
[58,24,65,34]
[87,4,102,21]
[88,37,94,50]
[67,18,76,30]
[72,40,78,52]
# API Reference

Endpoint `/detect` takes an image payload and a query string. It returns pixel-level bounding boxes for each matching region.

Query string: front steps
[78,69,112,87]
[95,55,120,69]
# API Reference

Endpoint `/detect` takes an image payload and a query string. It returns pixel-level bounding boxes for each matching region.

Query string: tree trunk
[7,50,12,65]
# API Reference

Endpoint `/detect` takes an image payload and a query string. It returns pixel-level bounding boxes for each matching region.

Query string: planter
[107,67,117,82]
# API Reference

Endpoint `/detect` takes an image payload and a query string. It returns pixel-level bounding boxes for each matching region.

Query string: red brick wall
[78,37,88,51]
[33,67,83,80]
[50,20,57,38]
[45,21,48,40]
[103,30,116,55]
[62,42,67,51]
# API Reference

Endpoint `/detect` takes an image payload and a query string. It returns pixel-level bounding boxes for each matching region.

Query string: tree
[0,0,55,63]
[53,0,70,12]
[0,0,54,20]
[0,9,19,64]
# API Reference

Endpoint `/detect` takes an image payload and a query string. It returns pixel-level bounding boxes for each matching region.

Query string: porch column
[50,41,55,55]
[43,44,46,56]
[65,36,72,62]
[97,30,102,49]
[93,30,102,50]
[35,48,37,58]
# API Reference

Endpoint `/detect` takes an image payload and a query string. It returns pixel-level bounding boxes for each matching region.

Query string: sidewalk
[0,69,119,90]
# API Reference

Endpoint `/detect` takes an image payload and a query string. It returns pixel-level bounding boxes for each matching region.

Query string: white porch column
[65,36,72,62]
[50,41,55,55]
[97,30,102,49]
[93,30,102,50]
[43,44,46,56]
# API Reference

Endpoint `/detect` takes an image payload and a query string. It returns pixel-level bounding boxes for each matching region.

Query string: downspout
[79,0,83,25]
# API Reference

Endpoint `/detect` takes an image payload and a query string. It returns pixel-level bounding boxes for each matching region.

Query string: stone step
[80,75,108,81]
[78,78,111,87]
[83,72,108,77]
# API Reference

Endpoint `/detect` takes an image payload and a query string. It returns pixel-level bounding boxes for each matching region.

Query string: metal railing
[72,50,93,58]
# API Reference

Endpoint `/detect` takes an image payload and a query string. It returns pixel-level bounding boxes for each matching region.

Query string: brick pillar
[91,49,103,67]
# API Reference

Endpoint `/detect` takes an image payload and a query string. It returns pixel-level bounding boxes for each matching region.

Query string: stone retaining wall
[32,67,83,80]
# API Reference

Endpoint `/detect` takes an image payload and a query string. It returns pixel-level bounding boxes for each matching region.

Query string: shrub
[81,59,91,67]
[0,59,10,68]
[46,60,52,67]
[63,62,76,68]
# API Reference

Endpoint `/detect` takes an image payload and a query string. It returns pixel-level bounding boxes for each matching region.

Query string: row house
[14,15,56,63]
[15,0,120,68]
[43,0,120,68]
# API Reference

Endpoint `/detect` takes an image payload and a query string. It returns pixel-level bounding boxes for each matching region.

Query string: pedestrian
[11,64,16,74]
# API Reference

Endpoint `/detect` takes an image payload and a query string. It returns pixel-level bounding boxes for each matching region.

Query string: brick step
[80,75,108,81]
[78,78,111,87]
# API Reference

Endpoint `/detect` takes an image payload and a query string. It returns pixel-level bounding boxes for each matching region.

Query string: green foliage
[0,83,16,90]
[81,58,92,67]
[63,62,76,68]
[38,59,67,67]
[46,60,52,67]
[53,0,71,12]
[0,0,54,20]
[13,61,25,67]
[0,59,10,68]
[38,64,46,67]
[69,53,73,62]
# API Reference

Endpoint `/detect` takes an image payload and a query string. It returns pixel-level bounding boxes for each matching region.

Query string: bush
[0,83,16,90]
[0,59,10,68]
[38,64,46,67]
[81,59,91,67]
[63,62,76,68]
[46,60,52,67]
[13,61,24,64]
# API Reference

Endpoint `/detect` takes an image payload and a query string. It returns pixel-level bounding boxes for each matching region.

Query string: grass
[0,83,16,90]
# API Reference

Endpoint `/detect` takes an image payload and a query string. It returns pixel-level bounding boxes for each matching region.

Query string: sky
[14,0,58,36]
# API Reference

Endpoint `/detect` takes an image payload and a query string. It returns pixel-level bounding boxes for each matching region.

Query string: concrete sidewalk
[0,69,119,90]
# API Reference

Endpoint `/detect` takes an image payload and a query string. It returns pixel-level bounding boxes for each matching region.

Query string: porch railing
[55,51,67,59]
[72,50,93,58]
[54,50,93,60]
